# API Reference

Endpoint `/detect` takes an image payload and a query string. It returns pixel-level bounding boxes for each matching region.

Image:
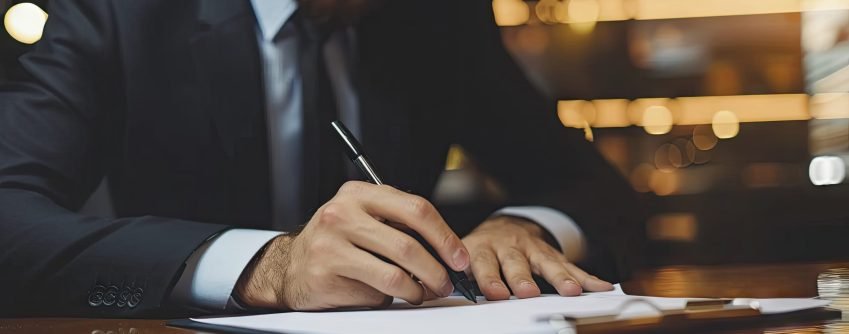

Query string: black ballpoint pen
[330,121,478,303]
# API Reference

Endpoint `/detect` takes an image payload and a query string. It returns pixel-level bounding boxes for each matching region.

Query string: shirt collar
[250,0,298,41]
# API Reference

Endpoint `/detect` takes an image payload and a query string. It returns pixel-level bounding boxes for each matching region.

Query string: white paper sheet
[192,285,830,334]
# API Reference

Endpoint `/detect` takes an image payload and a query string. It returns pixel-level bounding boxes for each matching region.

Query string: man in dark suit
[0,0,641,317]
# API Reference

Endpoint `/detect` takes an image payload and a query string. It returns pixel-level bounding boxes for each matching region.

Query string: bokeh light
[742,163,795,188]
[493,0,530,26]
[809,156,846,186]
[4,3,48,45]
[643,105,674,135]
[650,168,679,195]
[671,138,693,168]
[692,125,718,150]
[629,163,655,193]
[496,0,849,27]
[567,0,601,34]
[591,99,631,127]
[557,100,588,128]
[647,213,698,241]
[711,110,740,139]
[628,98,669,125]
[444,145,467,171]
[535,0,568,24]
[654,143,677,171]
[685,140,712,165]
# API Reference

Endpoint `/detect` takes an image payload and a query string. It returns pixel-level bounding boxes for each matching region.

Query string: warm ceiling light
[711,110,740,139]
[492,0,530,27]
[4,3,47,44]
[567,0,600,33]
[591,99,631,127]
[642,105,673,135]
[557,100,588,128]
[536,0,568,24]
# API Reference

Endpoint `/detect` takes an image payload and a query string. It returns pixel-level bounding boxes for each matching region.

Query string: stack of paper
[190,285,829,334]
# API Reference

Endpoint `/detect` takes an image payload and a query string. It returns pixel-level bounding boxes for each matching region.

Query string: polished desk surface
[3,261,849,334]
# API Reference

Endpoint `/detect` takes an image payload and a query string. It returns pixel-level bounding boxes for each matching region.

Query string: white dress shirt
[170,0,586,311]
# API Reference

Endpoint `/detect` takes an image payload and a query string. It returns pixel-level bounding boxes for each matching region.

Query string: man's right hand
[234,181,470,310]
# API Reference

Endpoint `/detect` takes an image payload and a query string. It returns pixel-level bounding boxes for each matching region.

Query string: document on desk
[190,285,830,334]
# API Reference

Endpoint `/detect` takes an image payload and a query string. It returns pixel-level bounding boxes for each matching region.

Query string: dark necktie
[294,12,346,228]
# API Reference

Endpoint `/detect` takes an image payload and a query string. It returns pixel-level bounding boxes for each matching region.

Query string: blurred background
[2,0,848,268]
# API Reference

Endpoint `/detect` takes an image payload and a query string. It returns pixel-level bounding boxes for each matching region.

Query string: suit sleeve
[453,0,647,283]
[0,0,229,317]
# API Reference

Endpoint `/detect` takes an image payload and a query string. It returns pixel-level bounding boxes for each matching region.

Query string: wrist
[484,215,544,236]
[497,215,559,249]
[234,235,293,309]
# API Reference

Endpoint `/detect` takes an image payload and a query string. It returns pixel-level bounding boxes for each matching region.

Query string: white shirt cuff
[492,206,586,261]
[170,229,283,310]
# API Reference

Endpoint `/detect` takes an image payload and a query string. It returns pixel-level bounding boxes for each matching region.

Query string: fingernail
[563,280,581,293]
[440,280,454,297]
[520,280,535,289]
[491,281,506,290]
[452,248,469,269]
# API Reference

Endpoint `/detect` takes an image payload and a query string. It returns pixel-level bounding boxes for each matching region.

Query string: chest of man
[99,1,464,228]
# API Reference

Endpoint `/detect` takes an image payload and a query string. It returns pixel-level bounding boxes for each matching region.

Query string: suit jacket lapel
[190,0,265,158]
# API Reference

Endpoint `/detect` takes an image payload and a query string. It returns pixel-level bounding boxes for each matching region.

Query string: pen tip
[460,285,477,303]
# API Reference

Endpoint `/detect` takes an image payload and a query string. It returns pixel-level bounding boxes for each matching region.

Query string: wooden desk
[3,262,848,334]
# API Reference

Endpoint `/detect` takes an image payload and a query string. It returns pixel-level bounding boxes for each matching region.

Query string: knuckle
[504,234,521,246]
[318,203,345,225]
[530,260,544,274]
[538,242,565,258]
[436,272,450,287]
[339,181,367,195]
[557,272,575,282]
[407,196,435,220]
[509,274,533,284]
[382,268,408,291]
[502,248,525,262]
[472,250,496,264]
[394,236,417,260]
[439,231,456,251]
[481,274,502,283]
[488,276,507,285]
[375,184,397,194]
[530,252,557,265]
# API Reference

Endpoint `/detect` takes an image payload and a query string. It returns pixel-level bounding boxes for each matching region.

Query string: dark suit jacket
[0,0,643,317]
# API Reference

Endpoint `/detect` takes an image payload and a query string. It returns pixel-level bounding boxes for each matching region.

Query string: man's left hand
[461,216,614,300]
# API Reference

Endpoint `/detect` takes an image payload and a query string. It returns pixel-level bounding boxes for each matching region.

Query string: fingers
[421,282,440,301]
[327,277,393,309]
[496,247,540,298]
[469,246,511,300]
[338,181,469,272]
[564,262,614,292]
[336,247,425,305]
[345,212,453,298]
[529,252,582,296]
